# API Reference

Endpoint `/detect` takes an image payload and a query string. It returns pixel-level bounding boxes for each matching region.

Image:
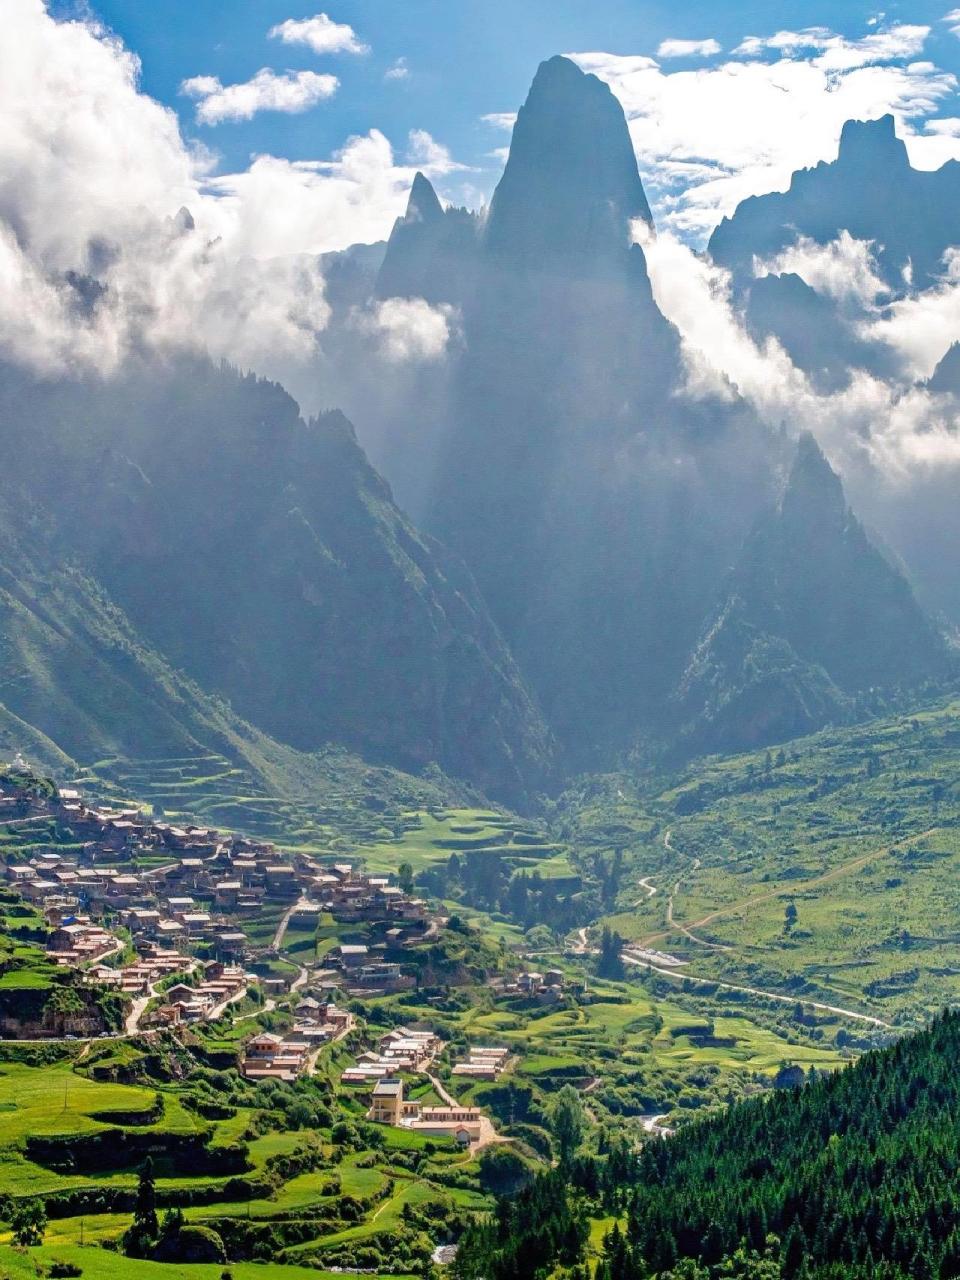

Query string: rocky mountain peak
[484,54,652,267]
[404,171,444,225]
[780,431,846,528]
[836,114,909,172]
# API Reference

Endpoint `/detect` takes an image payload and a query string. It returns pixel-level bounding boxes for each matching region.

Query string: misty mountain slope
[0,484,465,835]
[676,434,953,752]
[710,114,960,290]
[0,359,552,805]
[319,172,478,517]
[0,485,312,779]
[744,271,880,391]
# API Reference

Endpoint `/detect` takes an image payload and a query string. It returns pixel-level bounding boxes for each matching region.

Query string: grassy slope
[562,694,960,1027]
[353,808,574,878]
[0,498,459,848]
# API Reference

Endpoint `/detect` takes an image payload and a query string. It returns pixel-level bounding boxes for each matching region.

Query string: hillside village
[0,771,435,1033]
[0,767,527,1148]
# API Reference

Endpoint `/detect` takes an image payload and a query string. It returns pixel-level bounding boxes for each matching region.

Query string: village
[0,776,434,1037]
[0,773,582,1154]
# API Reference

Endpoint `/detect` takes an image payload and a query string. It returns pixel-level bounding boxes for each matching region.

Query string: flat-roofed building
[368,1078,404,1125]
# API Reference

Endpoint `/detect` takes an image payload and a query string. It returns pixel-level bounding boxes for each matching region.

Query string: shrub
[10,1197,47,1247]
[172,1225,227,1263]
[478,1145,535,1194]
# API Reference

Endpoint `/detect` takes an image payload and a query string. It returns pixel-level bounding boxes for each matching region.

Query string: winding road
[610,824,902,1031]
[640,833,935,952]
[622,948,893,1029]
[272,899,304,950]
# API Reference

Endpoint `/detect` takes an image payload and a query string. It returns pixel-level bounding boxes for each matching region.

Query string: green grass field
[353,809,574,878]
[0,1247,417,1280]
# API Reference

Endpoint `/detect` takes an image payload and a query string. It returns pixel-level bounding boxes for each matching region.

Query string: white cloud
[268,13,367,56]
[206,131,419,257]
[573,27,960,241]
[657,38,722,59]
[354,297,457,362]
[481,111,517,131]
[635,221,960,476]
[733,24,929,71]
[925,115,960,134]
[943,9,960,37]
[863,247,960,378]
[406,128,471,175]
[385,57,409,81]
[182,68,338,125]
[0,1,427,381]
[755,231,887,306]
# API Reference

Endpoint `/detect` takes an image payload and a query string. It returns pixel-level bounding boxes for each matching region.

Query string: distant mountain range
[0,55,953,804]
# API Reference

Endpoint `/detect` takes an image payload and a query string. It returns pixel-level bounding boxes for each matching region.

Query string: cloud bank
[0,1,453,383]
[6,0,960,502]
[755,231,887,307]
[633,222,960,477]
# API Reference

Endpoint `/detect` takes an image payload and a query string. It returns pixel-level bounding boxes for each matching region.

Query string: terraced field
[355,965,851,1138]
[0,1031,483,1274]
[70,749,452,849]
[353,808,574,878]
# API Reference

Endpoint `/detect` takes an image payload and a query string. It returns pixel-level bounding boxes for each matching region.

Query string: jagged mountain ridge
[710,114,960,290]
[375,172,478,306]
[705,114,960,629]
[676,434,952,752]
[709,114,960,389]
[0,358,553,806]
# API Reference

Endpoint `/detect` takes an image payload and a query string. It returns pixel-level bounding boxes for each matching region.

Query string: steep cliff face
[675,435,953,752]
[421,56,775,759]
[483,54,652,268]
[0,359,553,805]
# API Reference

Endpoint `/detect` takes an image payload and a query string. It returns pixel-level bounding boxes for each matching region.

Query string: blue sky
[63,0,960,235]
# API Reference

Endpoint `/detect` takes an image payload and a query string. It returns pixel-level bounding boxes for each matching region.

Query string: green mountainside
[675,434,951,753]
[560,693,960,1026]
[0,358,552,809]
[0,472,462,843]
[623,1008,960,1277]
